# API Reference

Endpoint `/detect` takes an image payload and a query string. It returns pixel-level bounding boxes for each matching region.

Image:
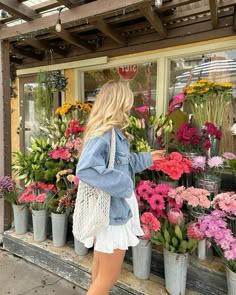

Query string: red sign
[118,65,138,80]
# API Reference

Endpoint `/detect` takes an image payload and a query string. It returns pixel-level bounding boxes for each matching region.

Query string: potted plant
[152,206,203,295]
[0,175,29,234]
[198,209,236,295]
[49,169,78,248]
[18,182,56,242]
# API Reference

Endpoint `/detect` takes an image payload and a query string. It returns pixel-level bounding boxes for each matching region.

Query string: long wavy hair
[82,80,134,143]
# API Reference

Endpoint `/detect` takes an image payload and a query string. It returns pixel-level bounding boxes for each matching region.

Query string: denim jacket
[76,127,152,225]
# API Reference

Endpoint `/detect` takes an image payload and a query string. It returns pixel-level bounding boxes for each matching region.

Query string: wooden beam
[56,0,75,8]
[10,56,23,64]
[91,19,126,45]
[0,0,150,40]
[0,0,39,21]
[158,0,201,12]
[233,5,236,32]
[10,46,44,60]
[22,38,66,57]
[209,0,218,28]
[34,0,60,13]
[141,6,167,38]
[0,40,11,241]
[52,28,93,51]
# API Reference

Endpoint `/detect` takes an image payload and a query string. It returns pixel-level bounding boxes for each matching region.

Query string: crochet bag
[72,129,116,241]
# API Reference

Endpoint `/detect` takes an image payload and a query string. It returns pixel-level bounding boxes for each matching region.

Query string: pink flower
[192,156,206,169]
[168,93,185,113]
[187,222,205,239]
[140,224,152,240]
[207,156,224,168]
[223,152,236,159]
[35,193,47,202]
[141,212,161,232]
[167,208,184,224]
[149,194,165,211]
[135,105,149,113]
[48,147,71,160]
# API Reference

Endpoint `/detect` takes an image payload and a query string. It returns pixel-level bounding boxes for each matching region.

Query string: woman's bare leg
[91,250,99,282]
[86,249,126,295]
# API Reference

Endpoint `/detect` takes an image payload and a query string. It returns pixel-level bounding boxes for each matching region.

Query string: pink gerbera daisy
[149,194,165,211]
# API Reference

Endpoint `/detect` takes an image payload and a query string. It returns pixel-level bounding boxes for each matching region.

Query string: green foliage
[151,218,198,254]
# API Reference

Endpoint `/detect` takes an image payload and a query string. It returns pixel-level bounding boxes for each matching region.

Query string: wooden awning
[0,0,235,68]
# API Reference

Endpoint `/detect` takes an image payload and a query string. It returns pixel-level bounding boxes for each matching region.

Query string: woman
[75,80,165,295]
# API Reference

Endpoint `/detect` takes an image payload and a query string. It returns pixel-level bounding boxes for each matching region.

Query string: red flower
[202,140,211,150]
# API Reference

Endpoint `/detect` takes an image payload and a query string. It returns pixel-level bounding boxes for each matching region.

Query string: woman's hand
[151,150,166,161]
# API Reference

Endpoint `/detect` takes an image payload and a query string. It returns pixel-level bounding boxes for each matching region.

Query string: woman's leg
[91,250,99,282]
[86,249,126,295]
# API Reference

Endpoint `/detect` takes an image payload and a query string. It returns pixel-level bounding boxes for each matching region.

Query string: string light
[155,0,163,8]
[55,7,64,32]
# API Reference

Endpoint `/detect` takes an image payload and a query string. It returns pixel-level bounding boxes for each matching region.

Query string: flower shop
[0,1,236,295]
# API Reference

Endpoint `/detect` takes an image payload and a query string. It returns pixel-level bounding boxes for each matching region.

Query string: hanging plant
[45,71,68,92]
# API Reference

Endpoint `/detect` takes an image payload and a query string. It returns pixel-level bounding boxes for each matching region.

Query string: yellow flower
[216,82,232,88]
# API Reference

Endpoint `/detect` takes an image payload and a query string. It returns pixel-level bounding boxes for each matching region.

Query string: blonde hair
[83,80,134,142]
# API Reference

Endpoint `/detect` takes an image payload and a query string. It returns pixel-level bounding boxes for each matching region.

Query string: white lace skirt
[82,192,144,253]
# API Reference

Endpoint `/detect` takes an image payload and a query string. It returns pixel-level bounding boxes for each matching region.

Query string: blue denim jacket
[76,127,152,225]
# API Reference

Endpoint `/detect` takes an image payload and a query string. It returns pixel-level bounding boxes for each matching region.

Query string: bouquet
[18,182,56,210]
[198,210,236,272]
[148,152,192,181]
[192,155,225,181]
[49,169,79,214]
[223,152,236,177]
[175,121,222,154]
[184,79,232,126]
[0,176,21,205]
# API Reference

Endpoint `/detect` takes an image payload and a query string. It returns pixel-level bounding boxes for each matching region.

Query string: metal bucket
[226,267,236,295]
[195,177,221,197]
[132,239,152,279]
[74,239,89,256]
[12,204,29,235]
[51,212,68,247]
[164,248,188,295]
[32,209,47,242]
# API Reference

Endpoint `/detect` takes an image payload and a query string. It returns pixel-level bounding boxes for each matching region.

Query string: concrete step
[2,230,227,295]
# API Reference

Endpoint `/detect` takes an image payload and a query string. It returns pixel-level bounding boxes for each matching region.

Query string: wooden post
[0,39,12,242]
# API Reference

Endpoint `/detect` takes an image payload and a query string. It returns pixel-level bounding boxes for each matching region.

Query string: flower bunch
[184,79,232,126]
[55,101,92,122]
[0,176,20,205]
[148,152,192,180]
[192,155,225,180]
[168,186,211,214]
[175,121,221,153]
[49,169,79,214]
[126,116,150,152]
[198,210,236,272]
[18,182,56,210]
[151,208,203,253]
[140,212,161,240]
[136,180,180,218]
[212,192,236,216]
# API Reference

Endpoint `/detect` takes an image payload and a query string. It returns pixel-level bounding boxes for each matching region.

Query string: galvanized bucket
[32,209,47,242]
[132,239,152,279]
[51,212,68,247]
[164,248,188,295]
[226,267,236,295]
[74,239,89,256]
[12,204,29,235]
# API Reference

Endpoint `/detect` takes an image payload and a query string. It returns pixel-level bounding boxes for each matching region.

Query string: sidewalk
[0,248,84,295]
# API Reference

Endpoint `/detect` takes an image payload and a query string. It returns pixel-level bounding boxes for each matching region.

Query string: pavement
[0,248,85,295]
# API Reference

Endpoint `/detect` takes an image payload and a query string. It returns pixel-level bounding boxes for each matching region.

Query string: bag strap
[108,128,116,169]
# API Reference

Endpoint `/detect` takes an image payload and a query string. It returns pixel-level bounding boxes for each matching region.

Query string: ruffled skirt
[82,192,144,253]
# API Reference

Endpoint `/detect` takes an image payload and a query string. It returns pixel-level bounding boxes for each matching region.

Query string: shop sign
[117,65,138,80]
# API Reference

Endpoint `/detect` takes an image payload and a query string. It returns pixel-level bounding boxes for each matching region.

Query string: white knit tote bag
[73,128,116,241]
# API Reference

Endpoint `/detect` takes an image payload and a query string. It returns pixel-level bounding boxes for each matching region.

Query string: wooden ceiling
[0,0,235,68]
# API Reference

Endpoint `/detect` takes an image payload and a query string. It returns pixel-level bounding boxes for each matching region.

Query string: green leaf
[174,224,183,241]
[164,228,170,243]
[179,241,188,253]
[172,237,179,247]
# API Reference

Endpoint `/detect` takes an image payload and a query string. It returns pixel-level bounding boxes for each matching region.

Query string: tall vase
[201,125,221,158]
[132,239,152,279]
[12,204,29,235]
[195,176,221,198]
[74,239,89,256]
[197,239,207,261]
[181,152,199,187]
[51,212,68,247]
[226,267,236,295]
[226,216,236,237]
[163,248,188,295]
[145,124,155,147]
[32,209,47,242]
